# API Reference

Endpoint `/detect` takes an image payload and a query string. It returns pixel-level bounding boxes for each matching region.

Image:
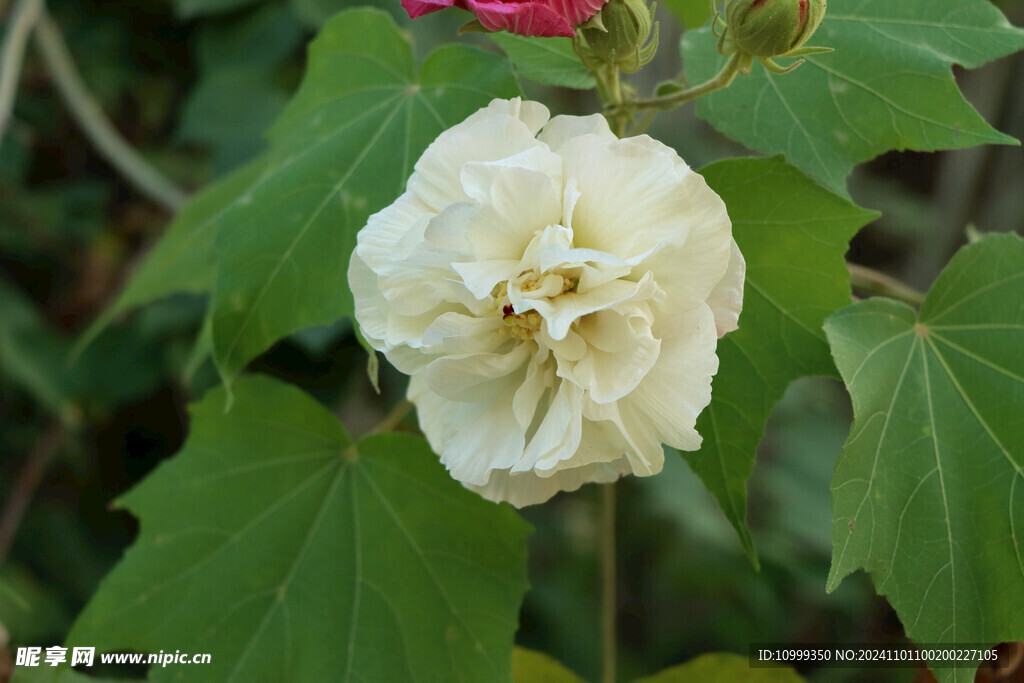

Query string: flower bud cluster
[715,0,830,74]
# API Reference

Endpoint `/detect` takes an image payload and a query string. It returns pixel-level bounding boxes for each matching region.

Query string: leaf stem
[601,482,617,683]
[613,52,744,115]
[0,0,43,141]
[33,10,188,211]
[847,262,926,307]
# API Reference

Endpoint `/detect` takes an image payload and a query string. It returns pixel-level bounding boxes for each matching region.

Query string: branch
[33,10,188,211]
[610,52,744,115]
[0,0,43,141]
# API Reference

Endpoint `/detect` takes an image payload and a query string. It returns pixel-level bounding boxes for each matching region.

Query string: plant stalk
[614,52,744,115]
[601,482,617,683]
[0,0,43,141]
[34,11,188,211]
[847,262,926,307]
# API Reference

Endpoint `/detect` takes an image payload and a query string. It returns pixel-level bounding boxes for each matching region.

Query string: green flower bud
[578,0,658,73]
[724,0,826,58]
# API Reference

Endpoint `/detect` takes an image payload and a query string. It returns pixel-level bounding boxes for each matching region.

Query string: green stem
[615,52,744,115]
[847,263,926,307]
[0,0,43,141]
[604,65,627,138]
[34,11,188,211]
[601,482,617,683]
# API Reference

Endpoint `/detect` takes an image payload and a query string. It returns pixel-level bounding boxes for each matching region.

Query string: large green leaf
[210,9,520,382]
[76,159,265,352]
[681,0,1024,194]
[488,34,595,90]
[825,233,1024,683]
[635,653,805,682]
[67,375,531,682]
[511,648,584,682]
[684,157,876,566]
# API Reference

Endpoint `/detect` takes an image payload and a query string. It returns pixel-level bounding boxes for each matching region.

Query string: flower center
[492,272,577,340]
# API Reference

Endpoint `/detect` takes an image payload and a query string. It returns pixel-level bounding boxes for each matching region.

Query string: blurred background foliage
[0,0,1021,681]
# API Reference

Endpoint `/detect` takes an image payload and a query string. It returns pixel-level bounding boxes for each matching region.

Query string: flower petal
[410,374,525,487]
[408,98,550,211]
[513,380,583,472]
[707,238,746,337]
[538,113,615,152]
[560,134,728,265]
[467,0,576,36]
[570,304,661,404]
[424,343,531,402]
[401,0,455,19]
[621,303,719,453]
[527,271,662,341]
[469,460,625,507]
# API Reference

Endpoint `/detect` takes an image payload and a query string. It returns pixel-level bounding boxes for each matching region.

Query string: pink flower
[402,0,606,37]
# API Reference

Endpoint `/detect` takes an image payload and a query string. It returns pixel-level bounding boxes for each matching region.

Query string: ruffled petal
[570,304,661,404]
[538,113,615,152]
[410,374,526,487]
[401,0,455,19]
[707,238,746,338]
[469,459,625,507]
[547,0,608,26]
[424,343,531,402]
[467,0,576,36]
[561,135,728,265]
[409,99,550,211]
[620,303,719,453]
[514,380,583,472]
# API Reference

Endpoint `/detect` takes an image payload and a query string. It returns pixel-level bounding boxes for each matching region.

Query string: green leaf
[511,647,584,682]
[67,374,531,682]
[825,232,1024,682]
[210,9,520,382]
[681,0,1024,194]
[488,34,595,89]
[684,157,877,567]
[635,653,805,682]
[177,70,288,173]
[12,669,122,683]
[75,158,265,353]
[195,3,304,72]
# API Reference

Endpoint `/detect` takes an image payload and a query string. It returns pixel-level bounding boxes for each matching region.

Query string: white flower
[349,98,744,507]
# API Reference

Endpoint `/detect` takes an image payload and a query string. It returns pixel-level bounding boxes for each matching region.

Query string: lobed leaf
[67,374,531,682]
[825,233,1024,682]
[685,157,876,566]
[209,9,520,383]
[488,34,596,90]
[682,0,1024,194]
[635,652,805,682]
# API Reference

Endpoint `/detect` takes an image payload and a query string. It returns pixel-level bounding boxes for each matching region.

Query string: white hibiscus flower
[349,98,744,507]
